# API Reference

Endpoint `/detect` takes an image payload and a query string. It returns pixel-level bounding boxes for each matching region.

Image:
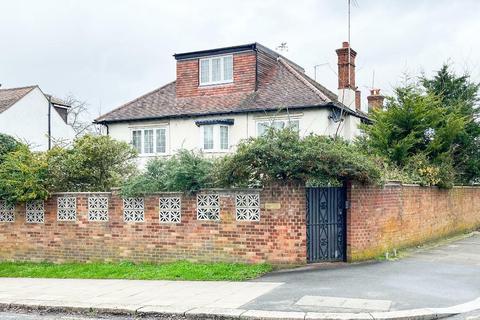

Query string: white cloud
[0,0,478,116]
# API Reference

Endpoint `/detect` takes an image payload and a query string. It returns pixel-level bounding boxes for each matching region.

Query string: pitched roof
[96,48,365,123]
[0,86,37,113]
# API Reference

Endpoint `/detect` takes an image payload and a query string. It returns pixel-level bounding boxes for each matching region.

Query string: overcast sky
[1,0,479,116]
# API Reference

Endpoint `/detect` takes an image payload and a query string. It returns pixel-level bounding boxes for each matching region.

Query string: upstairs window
[199,55,233,86]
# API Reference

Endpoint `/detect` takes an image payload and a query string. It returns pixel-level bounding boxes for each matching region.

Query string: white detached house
[0,85,76,151]
[96,42,384,166]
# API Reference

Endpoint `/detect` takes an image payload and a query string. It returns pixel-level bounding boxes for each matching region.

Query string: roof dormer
[174,44,258,98]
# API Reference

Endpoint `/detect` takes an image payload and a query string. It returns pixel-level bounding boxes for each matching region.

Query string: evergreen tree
[421,64,480,183]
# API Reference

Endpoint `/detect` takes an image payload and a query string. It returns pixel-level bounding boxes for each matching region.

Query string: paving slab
[241,310,306,320]
[370,308,452,320]
[297,296,391,312]
[186,307,247,318]
[306,312,374,320]
[137,305,194,315]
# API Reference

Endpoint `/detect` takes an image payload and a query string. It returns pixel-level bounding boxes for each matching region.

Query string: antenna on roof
[371,70,375,89]
[276,42,288,52]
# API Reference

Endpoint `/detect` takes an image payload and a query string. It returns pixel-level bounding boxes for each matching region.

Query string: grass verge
[0,260,273,281]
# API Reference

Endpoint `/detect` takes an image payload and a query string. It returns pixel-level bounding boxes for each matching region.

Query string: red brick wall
[347,182,480,261]
[175,51,257,98]
[0,183,306,265]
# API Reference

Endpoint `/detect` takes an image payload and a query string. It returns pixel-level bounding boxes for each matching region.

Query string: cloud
[1,0,478,116]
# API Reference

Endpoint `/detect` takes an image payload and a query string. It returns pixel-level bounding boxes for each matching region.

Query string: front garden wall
[347,183,480,261]
[0,183,307,265]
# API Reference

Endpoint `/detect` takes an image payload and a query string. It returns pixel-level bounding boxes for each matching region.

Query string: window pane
[272,121,285,130]
[132,130,142,153]
[211,58,221,82]
[203,126,214,150]
[257,122,268,136]
[156,129,166,153]
[200,59,209,84]
[144,129,154,153]
[288,120,300,132]
[220,126,229,150]
[223,56,233,81]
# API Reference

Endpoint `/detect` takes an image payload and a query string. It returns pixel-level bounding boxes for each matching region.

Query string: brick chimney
[367,89,385,112]
[355,89,361,111]
[336,41,357,109]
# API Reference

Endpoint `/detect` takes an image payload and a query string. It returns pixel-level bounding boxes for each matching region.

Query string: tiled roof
[96,56,362,123]
[0,86,37,113]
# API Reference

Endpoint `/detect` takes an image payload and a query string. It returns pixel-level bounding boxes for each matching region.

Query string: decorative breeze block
[0,200,15,222]
[159,197,181,223]
[123,198,145,222]
[57,197,77,221]
[88,196,109,221]
[26,200,45,223]
[236,193,260,221]
[197,194,220,221]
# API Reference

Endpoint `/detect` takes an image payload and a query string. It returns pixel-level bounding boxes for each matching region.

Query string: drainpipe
[47,95,52,150]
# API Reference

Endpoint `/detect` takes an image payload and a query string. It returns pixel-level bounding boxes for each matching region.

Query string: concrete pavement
[0,232,479,319]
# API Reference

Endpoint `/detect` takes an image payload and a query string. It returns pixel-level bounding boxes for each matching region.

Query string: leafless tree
[63,95,102,137]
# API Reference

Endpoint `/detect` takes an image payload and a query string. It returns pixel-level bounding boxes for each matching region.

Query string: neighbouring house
[0,85,76,151]
[95,41,383,166]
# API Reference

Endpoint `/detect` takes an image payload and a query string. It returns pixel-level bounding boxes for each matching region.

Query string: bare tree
[63,95,102,137]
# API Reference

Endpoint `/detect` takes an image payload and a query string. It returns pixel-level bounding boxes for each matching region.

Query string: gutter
[94,102,370,125]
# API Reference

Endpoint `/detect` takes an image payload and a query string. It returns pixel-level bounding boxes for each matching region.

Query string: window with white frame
[199,55,233,86]
[131,127,167,155]
[201,125,229,152]
[256,119,299,136]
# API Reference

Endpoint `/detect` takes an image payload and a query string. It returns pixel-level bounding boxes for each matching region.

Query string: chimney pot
[367,88,385,112]
[342,41,349,48]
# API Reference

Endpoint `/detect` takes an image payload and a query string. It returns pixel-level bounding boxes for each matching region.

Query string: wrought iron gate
[306,187,346,262]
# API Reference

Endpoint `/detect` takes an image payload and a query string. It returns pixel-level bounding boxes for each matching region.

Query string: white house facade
[96,42,381,167]
[0,86,76,151]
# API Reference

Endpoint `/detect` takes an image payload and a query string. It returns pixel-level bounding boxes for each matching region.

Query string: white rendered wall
[107,108,362,167]
[0,88,76,151]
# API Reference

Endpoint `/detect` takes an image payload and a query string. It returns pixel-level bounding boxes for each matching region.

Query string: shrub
[121,150,215,196]
[216,129,382,188]
[0,145,49,203]
[0,133,19,162]
[46,135,137,192]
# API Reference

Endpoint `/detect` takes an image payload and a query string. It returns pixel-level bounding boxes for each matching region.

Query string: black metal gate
[306,187,346,262]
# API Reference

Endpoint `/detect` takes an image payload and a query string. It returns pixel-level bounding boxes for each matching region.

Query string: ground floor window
[131,127,168,155]
[256,119,299,136]
[201,125,229,152]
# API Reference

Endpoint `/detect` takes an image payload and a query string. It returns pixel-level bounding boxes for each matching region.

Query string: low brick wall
[0,183,306,265]
[347,182,480,261]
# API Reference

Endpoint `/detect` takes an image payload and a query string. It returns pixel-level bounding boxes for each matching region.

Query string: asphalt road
[243,232,480,312]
